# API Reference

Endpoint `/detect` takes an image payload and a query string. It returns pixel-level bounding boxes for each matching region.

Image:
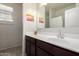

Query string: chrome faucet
[57,29,64,39]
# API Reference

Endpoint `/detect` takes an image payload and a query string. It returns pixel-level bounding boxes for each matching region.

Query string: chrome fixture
[57,29,64,39]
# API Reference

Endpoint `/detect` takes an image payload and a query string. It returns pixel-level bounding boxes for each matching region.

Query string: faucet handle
[57,30,64,39]
[61,32,64,39]
[57,32,60,38]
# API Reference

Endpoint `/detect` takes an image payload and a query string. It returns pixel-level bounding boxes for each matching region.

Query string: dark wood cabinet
[25,36,36,56]
[30,43,36,56]
[36,39,79,56]
[36,47,50,56]
[25,36,31,56]
[25,35,79,56]
[26,40,30,56]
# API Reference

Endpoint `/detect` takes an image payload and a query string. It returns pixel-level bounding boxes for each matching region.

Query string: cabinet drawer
[25,35,30,41]
[36,47,51,56]
[30,37,36,44]
[25,35,35,44]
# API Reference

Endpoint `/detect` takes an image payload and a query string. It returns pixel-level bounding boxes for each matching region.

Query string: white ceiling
[46,3,75,10]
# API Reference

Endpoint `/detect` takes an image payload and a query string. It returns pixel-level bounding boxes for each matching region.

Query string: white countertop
[25,32,79,53]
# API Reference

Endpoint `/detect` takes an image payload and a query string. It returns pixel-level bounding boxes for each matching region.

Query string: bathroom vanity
[23,3,79,56]
[25,34,79,56]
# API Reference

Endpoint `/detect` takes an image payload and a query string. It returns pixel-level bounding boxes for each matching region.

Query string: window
[0,4,13,22]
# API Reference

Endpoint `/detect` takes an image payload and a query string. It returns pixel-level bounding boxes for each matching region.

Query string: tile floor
[0,46,22,56]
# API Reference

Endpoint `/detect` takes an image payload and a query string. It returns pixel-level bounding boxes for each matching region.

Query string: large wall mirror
[38,3,78,28]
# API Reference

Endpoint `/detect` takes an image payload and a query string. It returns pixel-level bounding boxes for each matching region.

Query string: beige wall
[0,3,22,50]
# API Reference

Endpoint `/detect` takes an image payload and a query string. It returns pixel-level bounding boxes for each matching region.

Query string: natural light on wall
[0,4,13,22]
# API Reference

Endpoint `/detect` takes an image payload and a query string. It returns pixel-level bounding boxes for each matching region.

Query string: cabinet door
[36,39,54,55]
[36,47,51,56]
[26,40,31,56]
[30,43,36,56]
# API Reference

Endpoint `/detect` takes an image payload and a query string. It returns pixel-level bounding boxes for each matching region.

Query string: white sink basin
[38,34,79,44]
